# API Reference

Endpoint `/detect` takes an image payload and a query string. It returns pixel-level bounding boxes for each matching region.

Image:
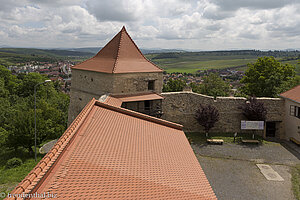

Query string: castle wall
[68,70,163,124]
[161,91,285,138]
[68,69,114,124]
[113,72,163,95]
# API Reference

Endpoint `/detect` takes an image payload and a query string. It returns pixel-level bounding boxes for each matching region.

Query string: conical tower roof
[72,26,163,73]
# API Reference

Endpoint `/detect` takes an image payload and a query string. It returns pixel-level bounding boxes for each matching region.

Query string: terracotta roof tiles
[72,26,163,74]
[103,92,164,107]
[6,99,216,200]
[280,84,300,103]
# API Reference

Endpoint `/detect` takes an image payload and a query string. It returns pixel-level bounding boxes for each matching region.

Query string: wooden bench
[242,139,259,144]
[207,139,224,145]
[290,137,300,146]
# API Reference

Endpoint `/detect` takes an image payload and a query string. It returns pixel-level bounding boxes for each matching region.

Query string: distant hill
[0,48,94,66]
[58,47,186,54]
[1,48,298,74]
[0,48,94,57]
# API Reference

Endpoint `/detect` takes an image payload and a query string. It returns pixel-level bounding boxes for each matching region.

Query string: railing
[138,109,163,118]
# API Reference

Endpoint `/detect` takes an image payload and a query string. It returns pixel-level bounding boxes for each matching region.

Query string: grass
[185,132,275,145]
[0,157,42,199]
[292,164,300,200]
[151,57,257,73]
[145,53,300,74]
[0,148,43,200]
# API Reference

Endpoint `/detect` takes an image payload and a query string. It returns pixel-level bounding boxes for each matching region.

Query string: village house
[280,85,300,144]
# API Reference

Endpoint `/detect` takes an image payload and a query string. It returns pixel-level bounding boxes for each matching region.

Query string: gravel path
[198,156,295,200]
[192,142,300,200]
[192,143,300,165]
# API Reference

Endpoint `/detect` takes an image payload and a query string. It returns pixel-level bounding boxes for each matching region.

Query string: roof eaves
[111,91,164,98]
[71,55,97,70]
[7,98,96,199]
[279,95,300,104]
[95,100,183,130]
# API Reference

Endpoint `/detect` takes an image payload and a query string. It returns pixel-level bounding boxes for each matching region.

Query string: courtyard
[189,134,300,200]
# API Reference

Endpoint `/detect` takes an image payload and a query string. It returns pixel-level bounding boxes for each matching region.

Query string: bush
[6,157,23,169]
[195,104,219,136]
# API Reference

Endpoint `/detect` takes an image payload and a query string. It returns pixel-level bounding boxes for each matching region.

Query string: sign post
[241,121,264,139]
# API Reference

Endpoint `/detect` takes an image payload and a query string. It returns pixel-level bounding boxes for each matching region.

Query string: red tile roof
[114,92,164,102]
[104,92,164,107]
[104,95,123,107]
[7,99,216,200]
[72,26,163,74]
[280,85,300,103]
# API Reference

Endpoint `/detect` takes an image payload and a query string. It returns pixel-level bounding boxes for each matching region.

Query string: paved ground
[192,142,300,200]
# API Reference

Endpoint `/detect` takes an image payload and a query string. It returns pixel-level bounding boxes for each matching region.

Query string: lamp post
[34,80,51,162]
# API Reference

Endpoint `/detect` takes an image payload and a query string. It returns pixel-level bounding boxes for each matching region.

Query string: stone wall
[68,69,114,124]
[68,69,163,124]
[161,91,285,138]
[113,72,163,95]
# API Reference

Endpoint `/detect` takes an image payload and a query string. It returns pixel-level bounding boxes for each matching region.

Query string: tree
[195,104,219,137]
[240,97,267,121]
[191,73,231,97]
[241,57,296,97]
[0,69,69,155]
[162,79,186,92]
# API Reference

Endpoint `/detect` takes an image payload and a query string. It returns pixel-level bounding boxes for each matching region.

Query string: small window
[148,80,155,90]
[144,100,150,111]
[290,105,296,116]
[290,105,300,118]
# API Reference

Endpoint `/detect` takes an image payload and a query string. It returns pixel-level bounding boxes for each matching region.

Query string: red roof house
[280,85,300,104]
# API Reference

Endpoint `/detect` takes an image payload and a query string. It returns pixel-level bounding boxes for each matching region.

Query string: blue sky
[0,0,299,50]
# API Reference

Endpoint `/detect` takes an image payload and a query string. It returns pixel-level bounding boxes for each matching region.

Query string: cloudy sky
[0,0,299,50]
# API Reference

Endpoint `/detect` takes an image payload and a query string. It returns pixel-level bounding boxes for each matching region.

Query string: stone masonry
[68,68,163,123]
[161,91,285,138]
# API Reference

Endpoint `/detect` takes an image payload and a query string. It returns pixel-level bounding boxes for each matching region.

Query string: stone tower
[68,27,164,123]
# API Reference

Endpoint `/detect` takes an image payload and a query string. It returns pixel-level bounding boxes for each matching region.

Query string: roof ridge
[95,100,183,130]
[112,27,124,73]
[72,28,123,71]
[8,98,96,198]
[122,27,163,71]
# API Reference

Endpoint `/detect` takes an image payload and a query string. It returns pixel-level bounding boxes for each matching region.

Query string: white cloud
[0,0,299,50]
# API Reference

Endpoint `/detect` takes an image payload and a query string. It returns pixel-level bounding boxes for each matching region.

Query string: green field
[1,48,299,74]
[145,51,300,74]
[145,53,256,73]
[0,48,93,66]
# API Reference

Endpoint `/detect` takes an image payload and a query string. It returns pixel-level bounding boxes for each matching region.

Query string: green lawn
[185,132,275,145]
[0,148,43,200]
[145,53,300,74]
[0,156,42,199]
[292,164,300,200]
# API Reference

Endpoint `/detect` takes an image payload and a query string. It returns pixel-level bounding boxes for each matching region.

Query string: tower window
[148,80,155,90]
